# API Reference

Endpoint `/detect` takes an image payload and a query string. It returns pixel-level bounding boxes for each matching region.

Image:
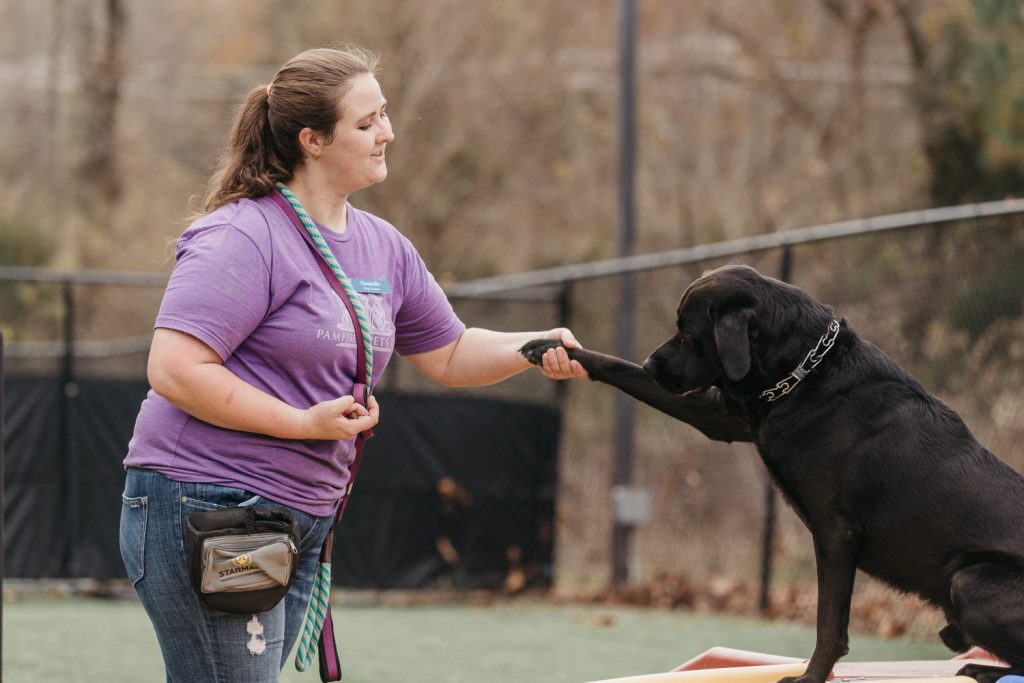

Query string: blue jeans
[119,468,335,682]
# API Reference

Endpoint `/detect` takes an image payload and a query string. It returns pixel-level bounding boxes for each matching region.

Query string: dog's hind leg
[951,560,1024,683]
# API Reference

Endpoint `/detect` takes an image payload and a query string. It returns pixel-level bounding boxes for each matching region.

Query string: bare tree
[702,0,888,221]
[60,0,125,266]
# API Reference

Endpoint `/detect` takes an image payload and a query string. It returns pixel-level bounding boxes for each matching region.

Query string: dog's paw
[777,676,825,683]
[956,664,1017,683]
[519,339,563,366]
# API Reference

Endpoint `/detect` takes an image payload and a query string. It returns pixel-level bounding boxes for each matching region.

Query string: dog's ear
[713,309,753,381]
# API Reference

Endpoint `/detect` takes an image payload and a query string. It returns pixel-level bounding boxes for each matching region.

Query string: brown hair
[199,46,380,213]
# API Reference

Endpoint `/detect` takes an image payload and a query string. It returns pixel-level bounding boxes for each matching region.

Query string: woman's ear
[298,127,323,159]
[713,308,753,381]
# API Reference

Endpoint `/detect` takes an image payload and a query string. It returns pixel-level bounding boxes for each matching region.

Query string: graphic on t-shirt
[325,289,394,350]
[366,294,395,337]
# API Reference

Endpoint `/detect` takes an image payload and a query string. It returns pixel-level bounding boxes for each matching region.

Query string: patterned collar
[759,319,841,403]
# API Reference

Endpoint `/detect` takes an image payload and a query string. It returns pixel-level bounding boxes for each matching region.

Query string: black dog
[521,264,1024,683]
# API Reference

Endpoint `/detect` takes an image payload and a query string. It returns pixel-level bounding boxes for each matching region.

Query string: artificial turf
[1,595,950,682]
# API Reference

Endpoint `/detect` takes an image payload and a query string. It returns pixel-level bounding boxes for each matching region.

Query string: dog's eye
[680,332,703,354]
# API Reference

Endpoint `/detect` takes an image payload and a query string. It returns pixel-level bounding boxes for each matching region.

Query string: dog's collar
[759,319,841,403]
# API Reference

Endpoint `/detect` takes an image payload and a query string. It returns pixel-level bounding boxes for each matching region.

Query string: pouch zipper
[204,533,297,554]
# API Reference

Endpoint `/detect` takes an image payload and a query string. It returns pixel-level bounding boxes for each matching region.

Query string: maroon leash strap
[270,190,372,681]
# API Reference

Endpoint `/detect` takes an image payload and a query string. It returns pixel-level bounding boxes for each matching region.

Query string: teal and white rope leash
[276,181,373,673]
[276,181,374,387]
[295,560,332,672]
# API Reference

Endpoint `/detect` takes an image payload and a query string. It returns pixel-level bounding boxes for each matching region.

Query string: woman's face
[316,73,394,195]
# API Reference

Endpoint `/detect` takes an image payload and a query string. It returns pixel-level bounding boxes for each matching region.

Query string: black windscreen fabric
[69,379,152,578]
[2,378,560,588]
[333,394,560,589]
[4,378,65,577]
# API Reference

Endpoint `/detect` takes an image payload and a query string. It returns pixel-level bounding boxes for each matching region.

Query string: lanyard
[274,181,374,388]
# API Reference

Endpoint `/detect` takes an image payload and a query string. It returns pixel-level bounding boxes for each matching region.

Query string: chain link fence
[3,201,1024,635]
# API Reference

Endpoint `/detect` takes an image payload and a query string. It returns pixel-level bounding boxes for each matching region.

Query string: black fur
[520,265,1024,683]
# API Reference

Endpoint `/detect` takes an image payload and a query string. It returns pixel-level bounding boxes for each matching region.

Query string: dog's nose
[642,356,657,376]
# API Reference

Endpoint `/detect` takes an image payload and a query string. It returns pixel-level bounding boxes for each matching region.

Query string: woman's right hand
[302,395,380,441]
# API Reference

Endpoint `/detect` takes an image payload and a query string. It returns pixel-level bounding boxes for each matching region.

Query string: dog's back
[756,318,1024,609]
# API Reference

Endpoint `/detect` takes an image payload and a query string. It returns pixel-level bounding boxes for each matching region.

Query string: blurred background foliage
[1,0,1023,276]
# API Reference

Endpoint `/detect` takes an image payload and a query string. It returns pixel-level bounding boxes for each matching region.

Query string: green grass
[2,595,950,683]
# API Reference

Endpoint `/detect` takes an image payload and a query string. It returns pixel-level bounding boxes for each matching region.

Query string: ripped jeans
[119,468,335,683]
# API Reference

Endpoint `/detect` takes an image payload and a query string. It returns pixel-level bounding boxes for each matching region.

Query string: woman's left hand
[538,328,588,380]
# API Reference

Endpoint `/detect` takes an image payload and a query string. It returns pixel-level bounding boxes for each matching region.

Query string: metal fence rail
[446,198,1024,297]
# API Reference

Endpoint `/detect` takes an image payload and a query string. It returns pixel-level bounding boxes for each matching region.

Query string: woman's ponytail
[200,86,288,212]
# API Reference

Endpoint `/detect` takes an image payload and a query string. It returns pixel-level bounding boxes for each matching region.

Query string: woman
[119,45,584,682]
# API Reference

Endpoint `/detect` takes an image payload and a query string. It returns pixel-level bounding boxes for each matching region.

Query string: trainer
[119,45,585,682]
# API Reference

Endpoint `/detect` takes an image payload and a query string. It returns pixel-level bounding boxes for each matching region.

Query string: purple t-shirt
[124,193,465,516]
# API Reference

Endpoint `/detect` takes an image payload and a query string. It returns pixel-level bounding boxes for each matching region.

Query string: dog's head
[642,264,837,397]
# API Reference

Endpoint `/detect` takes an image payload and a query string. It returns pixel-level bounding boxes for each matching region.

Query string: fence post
[758,245,793,613]
[611,0,639,587]
[58,279,77,577]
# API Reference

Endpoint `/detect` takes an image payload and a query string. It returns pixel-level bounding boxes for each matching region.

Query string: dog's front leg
[781,526,859,683]
[519,340,752,443]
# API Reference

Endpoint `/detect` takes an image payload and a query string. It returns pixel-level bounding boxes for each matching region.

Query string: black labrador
[521,264,1024,683]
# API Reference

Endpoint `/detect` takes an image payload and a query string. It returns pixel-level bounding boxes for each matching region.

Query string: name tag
[351,278,392,294]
